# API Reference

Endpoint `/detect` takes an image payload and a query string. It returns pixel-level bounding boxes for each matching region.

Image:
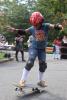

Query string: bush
[0,52,5,60]
[4,53,11,58]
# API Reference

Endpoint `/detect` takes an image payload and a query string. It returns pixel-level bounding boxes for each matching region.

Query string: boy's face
[34,23,42,29]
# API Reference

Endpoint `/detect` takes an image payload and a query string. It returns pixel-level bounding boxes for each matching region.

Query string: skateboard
[13,83,45,95]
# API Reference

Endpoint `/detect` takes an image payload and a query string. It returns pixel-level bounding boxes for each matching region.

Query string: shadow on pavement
[15,90,67,100]
[16,90,47,99]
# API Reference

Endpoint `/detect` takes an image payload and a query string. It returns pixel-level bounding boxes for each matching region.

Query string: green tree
[35,0,67,42]
[0,0,67,44]
[0,0,30,43]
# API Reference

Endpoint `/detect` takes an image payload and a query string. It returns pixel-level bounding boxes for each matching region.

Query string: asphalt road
[0,52,67,100]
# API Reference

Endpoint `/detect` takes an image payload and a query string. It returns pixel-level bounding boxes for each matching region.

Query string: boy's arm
[7,26,27,35]
[49,23,63,30]
[7,26,31,34]
[7,26,16,32]
[25,28,32,35]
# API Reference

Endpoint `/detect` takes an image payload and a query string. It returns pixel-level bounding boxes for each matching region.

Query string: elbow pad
[54,23,62,30]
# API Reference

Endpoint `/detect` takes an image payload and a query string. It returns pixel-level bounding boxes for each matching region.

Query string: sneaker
[37,81,47,87]
[22,59,26,62]
[19,80,25,87]
[16,59,19,61]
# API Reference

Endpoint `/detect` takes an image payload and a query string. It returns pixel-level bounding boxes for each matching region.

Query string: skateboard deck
[13,83,46,95]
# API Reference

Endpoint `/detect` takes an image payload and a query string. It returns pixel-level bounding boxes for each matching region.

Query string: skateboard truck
[32,88,40,93]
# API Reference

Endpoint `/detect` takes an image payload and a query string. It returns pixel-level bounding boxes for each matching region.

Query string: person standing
[15,32,25,62]
[61,35,67,59]
[53,37,61,59]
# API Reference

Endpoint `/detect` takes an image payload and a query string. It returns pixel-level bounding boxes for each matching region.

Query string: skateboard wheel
[15,88,18,91]
[35,88,40,93]
[35,88,38,90]
[32,88,35,91]
[19,88,22,91]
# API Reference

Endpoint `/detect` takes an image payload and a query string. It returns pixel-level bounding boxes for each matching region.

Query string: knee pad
[25,59,34,71]
[39,61,47,72]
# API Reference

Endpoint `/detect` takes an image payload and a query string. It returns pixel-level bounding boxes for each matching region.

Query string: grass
[0,52,5,60]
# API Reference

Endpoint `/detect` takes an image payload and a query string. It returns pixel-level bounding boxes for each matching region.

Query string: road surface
[0,52,67,100]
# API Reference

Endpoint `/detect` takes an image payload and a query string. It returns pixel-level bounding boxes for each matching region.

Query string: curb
[0,57,14,63]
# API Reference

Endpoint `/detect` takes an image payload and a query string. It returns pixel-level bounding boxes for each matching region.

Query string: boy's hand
[58,24,63,31]
[7,26,16,32]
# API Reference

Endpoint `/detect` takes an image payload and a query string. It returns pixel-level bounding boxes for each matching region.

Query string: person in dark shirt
[15,31,25,62]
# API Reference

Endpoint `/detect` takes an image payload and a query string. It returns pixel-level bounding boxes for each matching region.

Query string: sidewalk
[0,50,15,63]
[0,57,14,63]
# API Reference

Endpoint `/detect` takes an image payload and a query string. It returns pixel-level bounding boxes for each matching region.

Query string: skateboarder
[19,12,63,87]
[8,12,63,87]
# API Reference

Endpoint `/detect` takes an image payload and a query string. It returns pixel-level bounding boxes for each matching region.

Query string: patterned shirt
[27,23,50,49]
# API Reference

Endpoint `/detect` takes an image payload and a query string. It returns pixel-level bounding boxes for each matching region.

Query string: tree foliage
[0,0,67,43]
[36,0,67,23]
[0,0,30,43]
[35,0,67,42]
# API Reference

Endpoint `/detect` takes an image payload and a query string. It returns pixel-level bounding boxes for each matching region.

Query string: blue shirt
[27,23,50,49]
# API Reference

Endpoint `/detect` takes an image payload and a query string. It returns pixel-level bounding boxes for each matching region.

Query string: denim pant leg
[38,49,46,61]
[28,47,37,60]
[38,49,47,72]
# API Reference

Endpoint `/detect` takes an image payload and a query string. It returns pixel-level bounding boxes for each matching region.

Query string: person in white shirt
[27,35,34,48]
[27,35,34,56]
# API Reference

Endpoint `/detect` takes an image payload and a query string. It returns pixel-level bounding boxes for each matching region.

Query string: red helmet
[29,12,44,26]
